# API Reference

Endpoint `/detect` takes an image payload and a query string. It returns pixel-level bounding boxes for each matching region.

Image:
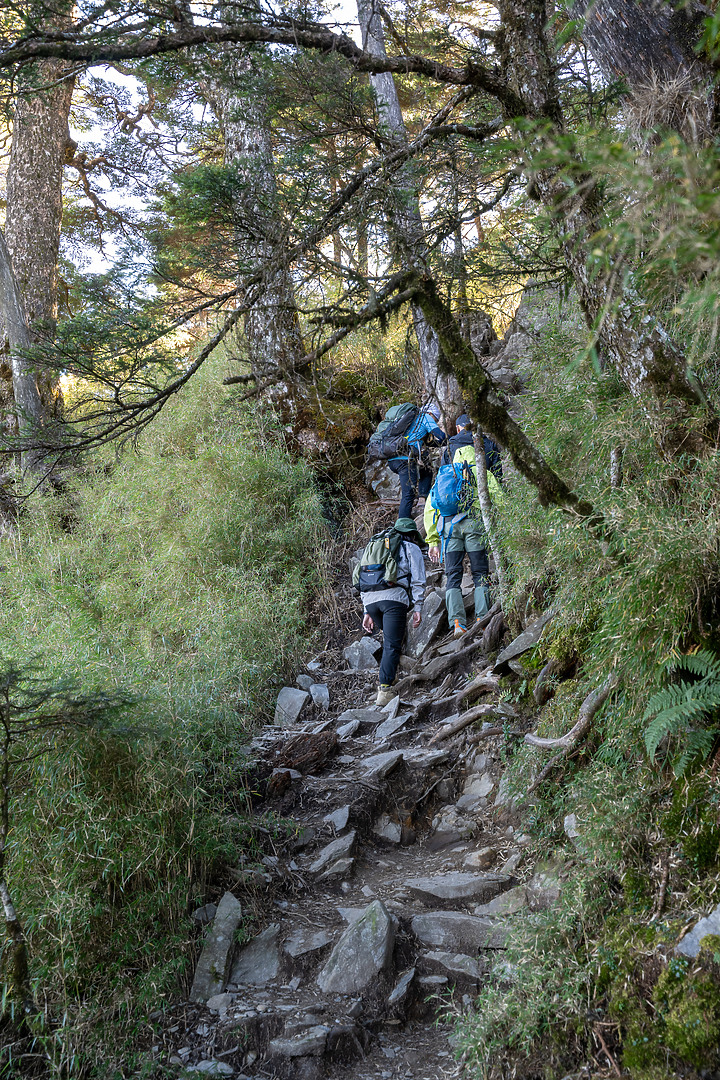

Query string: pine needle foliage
[644,650,720,776]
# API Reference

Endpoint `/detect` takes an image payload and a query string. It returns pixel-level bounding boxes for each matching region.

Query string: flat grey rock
[310,683,330,711]
[275,687,310,727]
[310,831,356,874]
[230,925,280,986]
[192,903,217,926]
[337,906,366,925]
[375,712,413,742]
[676,903,720,958]
[424,951,483,982]
[206,992,234,1013]
[183,1061,235,1077]
[323,805,350,831]
[463,773,495,799]
[344,637,381,670]
[284,928,334,959]
[388,967,415,1007]
[526,859,565,912]
[462,847,497,872]
[405,872,511,907]
[402,748,450,769]
[190,891,243,1003]
[381,695,401,719]
[411,911,504,951]
[474,884,528,917]
[373,814,403,843]
[296,675,314,690]
[268,1026,329,1058]
[317,900,394,994]
[405,592,446,659]
[336,707,383,728]
[318,856,355,881]
[336,719,361,740]
[362,750,403,780]
[492,612,554,673]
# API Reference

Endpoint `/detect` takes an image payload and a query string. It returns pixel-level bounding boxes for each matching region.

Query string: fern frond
[644,680,706,719]
[669,650,720,680]
[644,699,716,758]
[673,730,718,778]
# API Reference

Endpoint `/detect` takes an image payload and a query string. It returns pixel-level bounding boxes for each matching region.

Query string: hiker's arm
[424,500,440,548]
[362,613,374,633]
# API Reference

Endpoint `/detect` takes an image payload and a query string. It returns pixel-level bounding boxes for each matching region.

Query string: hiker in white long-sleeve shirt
[352,517,426,707]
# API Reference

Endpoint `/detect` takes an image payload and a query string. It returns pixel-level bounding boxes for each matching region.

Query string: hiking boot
[453,619,467,638]
[375,684,395,708]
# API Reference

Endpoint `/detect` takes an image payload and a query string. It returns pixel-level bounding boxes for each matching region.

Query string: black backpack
[366,404,418,462]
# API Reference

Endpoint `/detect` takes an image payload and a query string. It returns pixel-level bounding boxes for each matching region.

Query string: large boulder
[190,891,243,1003]
[343,637,382,670]
[405,872,511,908]
[230,924,280,986]
[364,459,402,501]
[404,591,447,659]
[274,687,310,727]
[412,911,505,951]
[317,900,395,994]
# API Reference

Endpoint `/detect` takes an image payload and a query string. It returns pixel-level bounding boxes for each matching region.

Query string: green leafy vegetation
[0,357,326,1074]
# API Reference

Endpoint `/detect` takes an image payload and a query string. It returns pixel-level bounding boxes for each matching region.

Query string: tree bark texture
[497,0,715,455]
[202,48,304,384]
[356,0,463,428]
[0,57,75,455]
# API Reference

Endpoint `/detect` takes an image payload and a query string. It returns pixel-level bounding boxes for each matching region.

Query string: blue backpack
[430,462,473,517]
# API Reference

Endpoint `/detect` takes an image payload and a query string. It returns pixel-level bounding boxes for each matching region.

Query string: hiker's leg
[373,600,407,685]
[388,460,414,518]
[466,530,491,619]
[417,464,433,500]
[444,539,466,627]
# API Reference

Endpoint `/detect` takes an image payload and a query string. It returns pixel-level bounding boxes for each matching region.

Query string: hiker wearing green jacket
[423,415,502,637]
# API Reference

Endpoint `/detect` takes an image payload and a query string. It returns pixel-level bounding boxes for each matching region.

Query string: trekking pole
[473,432,507,607]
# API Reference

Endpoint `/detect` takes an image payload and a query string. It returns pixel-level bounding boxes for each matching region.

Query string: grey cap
[456,413,473,428]
[425,403,441,421]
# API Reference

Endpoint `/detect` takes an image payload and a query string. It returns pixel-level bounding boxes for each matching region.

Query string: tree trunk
[202,50,304,388]
[3,58,75,434]
[497,0,716,456]
[356,0,463,429]
[0,230,44,474]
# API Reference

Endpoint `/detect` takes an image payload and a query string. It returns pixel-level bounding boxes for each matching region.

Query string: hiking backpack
[430,461,476,518]
[352,527,409,595]
[366,403,419,462]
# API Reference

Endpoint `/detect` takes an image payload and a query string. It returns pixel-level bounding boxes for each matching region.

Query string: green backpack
[352,527,409,595]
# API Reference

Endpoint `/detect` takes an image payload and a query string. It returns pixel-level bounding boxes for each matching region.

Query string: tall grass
[0,358,326,1075]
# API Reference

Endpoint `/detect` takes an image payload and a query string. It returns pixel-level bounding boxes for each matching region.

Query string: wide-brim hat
[394,517,419,533]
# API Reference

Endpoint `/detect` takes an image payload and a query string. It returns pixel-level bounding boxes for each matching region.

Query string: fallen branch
[393,612,498,697]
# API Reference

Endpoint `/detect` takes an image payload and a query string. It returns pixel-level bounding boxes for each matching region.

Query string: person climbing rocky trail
[156,515,569,1080]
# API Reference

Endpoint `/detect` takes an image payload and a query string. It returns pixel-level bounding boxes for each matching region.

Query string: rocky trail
[157,548,568,1080]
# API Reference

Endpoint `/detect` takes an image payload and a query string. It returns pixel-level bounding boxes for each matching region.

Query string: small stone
[388,967,415,1007]
[335,707,383,728]
[344,638,381,670]
[318,857,355,881]
[500,851,522,876]
[310,684,330,711]
[373,815,403,844]
[336,719,361,740]
[463,773,495,799]
[381,695,400,718]
[191,903,217,926]
[323,805,350,831]
[275,687,310,727]
[375,713,412,742]
[317,900,395,994]
[230,925,280,986]
[206,992,234,1013]
[296,674,314,690]
[307,658,323,672]
[424,951,483,982]
[268,1026,329,1058]
[288,976,301,990]
[462,847,497,871]
[362,750,403,780]
[474,884,528,916]
[183,1062,234,1077]
[309,831,356,874]
[284,928,334,959]
[676,903,720,958]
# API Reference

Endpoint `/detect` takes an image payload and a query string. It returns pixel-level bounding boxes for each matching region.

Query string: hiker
[443,414,503,485]
[424,415,502,637]
[353,517,426,707]
[366,402,446,519]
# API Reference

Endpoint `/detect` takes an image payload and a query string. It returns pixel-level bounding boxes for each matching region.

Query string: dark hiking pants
[365,599,408,685]
[388,459,432,519]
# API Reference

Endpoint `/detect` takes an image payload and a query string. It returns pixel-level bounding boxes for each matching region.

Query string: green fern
[644,650,720,776]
